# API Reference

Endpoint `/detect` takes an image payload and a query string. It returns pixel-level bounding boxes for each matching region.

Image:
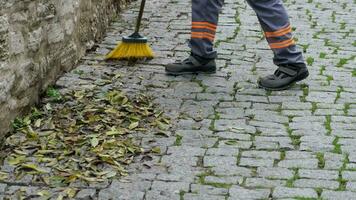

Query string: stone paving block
[242,150,280,160]
[229,186,270,200]
[299,169,339,180]
[347,182,356,192]
[257,167,294,179]
[324,152,344,169]
[151,181,190,194]
[254,141,280,150]
[349,154,356,163]
[214,119,256,133]
[145,190,181,200]
[239,157,274,167]
[205,176,243,185]
[272,187,318,198]
[161,154,198,166]
[204,156,237,167]
[343,171,356,181]
[190,184,229,196]
[293,179,339,190]
[253,103,280,110]
[278,159,319,169]
[181,138,219,148]
[245,178,286,188]
[206,147,240,156]
[215,132,251,140]
[322,190,356,200]
[285,151,315,159]
[216,108,245,119]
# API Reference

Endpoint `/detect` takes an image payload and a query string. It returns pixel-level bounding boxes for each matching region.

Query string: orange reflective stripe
[192,32,215,39]
[192,31,215,37]
[192,22,217,29]
[192,25,216,32]
[191,32,215,41]
[265,25,292,38]
[269,38,295,49]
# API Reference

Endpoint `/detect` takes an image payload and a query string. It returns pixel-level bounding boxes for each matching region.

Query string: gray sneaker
[258,64,309,91]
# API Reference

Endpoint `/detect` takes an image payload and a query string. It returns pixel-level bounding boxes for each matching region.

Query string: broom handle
[135,0,146,33]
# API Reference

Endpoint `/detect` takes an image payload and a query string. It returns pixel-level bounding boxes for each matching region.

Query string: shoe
[258,64,309,91]
[165,55,216,75]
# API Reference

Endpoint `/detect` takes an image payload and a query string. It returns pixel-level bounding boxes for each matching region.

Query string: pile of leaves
[1,80,170,187]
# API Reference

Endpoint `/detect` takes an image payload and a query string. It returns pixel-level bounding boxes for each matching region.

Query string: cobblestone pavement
[2,0,356,199]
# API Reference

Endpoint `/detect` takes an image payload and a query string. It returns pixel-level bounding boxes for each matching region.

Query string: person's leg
[246,0,308,90]
[189,0,223,60]
[246,0,304,65]
[165,0,224,75]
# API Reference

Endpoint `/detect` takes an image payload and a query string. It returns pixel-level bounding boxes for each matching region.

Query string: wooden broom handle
[135,0,146,33]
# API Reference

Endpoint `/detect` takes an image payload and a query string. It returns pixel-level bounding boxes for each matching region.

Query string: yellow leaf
[20,163,50,174]
[37,190,50,197]
[91,137,99,148]
[106,127,124,136]
[65,188,78,198]
[8,156,26,165]
[14,149,28,155]
[129,122,139,130]
[104,171,117,178]
[34,119,42,128]
[56,194,64,200]
[151,147,161,154]
[0,171,8,181]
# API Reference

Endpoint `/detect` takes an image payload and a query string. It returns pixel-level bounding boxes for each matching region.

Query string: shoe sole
[258,70,309,91]
[165,70,216,76]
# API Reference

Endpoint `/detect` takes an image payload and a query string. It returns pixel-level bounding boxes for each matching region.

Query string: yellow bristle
[106,42,154,60]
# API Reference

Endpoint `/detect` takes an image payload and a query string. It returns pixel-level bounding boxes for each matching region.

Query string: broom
[106,0,154,60]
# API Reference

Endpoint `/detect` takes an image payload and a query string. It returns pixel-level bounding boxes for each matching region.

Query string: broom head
[106,32,154,60]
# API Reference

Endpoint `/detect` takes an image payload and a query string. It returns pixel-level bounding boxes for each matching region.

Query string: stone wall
[0,0,130,137]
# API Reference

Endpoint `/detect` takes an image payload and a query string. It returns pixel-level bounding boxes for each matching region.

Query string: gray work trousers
[189,0,305,67]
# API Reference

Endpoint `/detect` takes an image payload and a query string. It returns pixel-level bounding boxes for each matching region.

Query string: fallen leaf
[129,122,139,130]
[91,137,99,148]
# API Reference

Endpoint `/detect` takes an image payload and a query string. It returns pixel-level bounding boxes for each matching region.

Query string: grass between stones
[311,102,318,114]
[294,198,318,200]
[285,123,301,147]
[174,135,183,146]
[343,103,350,115]
[324,115,332,136]
[179,190,186,200]
[334,86,344,103]
[316,152,325,169]
[337,170,348,191]
[306,57,315,66]
[332,137,342,154]
[286,169,299,187]
[300,84,309,102]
